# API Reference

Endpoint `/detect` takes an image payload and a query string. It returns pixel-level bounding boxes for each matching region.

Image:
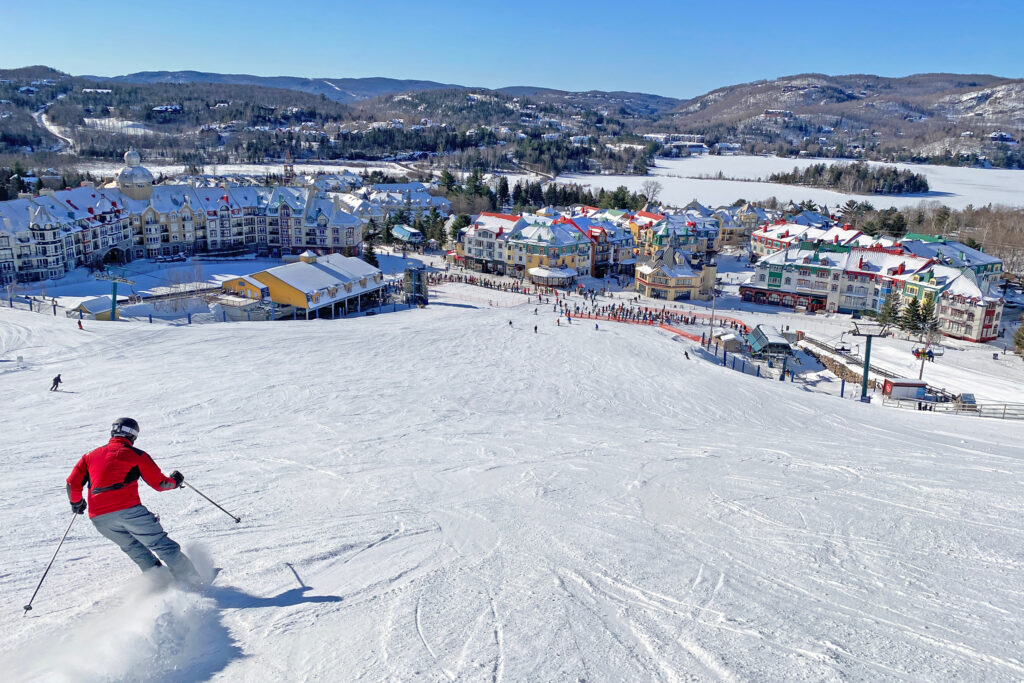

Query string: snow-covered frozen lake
[1,292,1023,681]
[559,155,1024,210]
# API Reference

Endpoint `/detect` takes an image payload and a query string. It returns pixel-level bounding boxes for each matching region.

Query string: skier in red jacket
[66,417,201,584]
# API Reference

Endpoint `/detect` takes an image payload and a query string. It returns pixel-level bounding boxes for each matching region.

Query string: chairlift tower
[403,265,428,307]
[94,270,135,321]
[851,321,889,403]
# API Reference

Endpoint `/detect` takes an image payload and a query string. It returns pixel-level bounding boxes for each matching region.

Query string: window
[784,277,791,285]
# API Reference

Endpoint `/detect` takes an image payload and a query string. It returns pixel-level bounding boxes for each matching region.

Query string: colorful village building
[507,220,592,287]
[740,243,1003,342]
[634,234,716,301]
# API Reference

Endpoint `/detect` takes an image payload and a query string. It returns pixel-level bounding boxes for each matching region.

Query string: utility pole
[710,285,717,329]
[94,269,135,321]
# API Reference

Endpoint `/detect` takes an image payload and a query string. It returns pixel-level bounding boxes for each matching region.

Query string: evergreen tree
[918,297,937,334]
[511,182,523,206]
[449,214,471,243]
[901,298,922,333]
[1015,324,1024,355]
[425,207,443,242]
[878,290,900,325]
[497,176,510,208]
[440,169,457,193]
[543,183,559,207]
[528,182,544,207]
[364,218,379,244]
[362,242,379,268]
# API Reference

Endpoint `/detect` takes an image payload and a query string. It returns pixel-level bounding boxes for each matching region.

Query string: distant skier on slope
[50,374,62,391]
[66,417,201,584]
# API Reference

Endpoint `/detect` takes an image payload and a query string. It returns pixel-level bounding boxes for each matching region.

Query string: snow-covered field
[558,156,1024,210]
[82,118,157,137]
[1,289,1023,681]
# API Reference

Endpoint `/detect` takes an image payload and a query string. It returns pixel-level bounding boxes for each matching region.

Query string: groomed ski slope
[1,297,1022,682]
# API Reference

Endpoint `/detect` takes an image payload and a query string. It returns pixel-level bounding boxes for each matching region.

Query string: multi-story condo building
[749,222,894,258]
[457,212,526,275]
[505,220,592,285]
[898,235,1003,291]
[552,216,636,278]
[0,150,366,284]
[634,234,716,301]
[635,215,719,256]
[740,244,1003,342]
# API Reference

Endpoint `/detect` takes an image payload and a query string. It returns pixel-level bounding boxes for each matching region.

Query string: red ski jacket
[66,436,179,518]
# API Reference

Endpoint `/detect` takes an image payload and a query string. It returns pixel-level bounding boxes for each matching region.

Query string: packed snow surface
[1,294,1023,681]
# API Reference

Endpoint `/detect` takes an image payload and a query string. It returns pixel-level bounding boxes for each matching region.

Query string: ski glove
[71,499,86,514]
[170,471,184,488]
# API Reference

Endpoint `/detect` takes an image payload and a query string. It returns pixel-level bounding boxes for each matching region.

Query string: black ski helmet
[111,417,140,443]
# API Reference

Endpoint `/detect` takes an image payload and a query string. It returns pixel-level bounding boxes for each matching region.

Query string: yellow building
[634,237,716,301]
[223,251,384,319]
[68,296,120,320]
[505,221,592,284]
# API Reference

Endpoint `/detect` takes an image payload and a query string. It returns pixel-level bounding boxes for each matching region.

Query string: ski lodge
[222,251,385,319]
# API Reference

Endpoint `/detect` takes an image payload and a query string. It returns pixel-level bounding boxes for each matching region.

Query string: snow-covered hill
[1,298,1022,681]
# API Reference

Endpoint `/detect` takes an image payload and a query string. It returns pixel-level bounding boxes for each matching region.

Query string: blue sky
[2,0,1022,98]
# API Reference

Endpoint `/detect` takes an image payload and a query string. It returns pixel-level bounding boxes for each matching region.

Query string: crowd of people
[424,264,750,335]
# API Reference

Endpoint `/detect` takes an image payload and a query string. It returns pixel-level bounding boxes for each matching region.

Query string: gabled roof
[52,186,124,221]
[899,239,1002,269]
[258,253,382,303]
[74,296,114,313]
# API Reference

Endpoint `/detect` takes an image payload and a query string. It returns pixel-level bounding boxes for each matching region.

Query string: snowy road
[0,299,1022,681]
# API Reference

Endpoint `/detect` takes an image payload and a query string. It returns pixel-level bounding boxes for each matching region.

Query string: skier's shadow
[207,585,342,609]
[206,563,342,609]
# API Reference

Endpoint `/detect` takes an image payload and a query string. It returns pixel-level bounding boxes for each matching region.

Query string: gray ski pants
[92,504,197,582]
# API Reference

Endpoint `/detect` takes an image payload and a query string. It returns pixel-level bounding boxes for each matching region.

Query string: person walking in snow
[66,418,201,584]
[50,374,62,391]
[534,325,538,333]
[77,319,83,330]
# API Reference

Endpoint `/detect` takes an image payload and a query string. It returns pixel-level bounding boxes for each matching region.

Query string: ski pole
[24,512,78,616]
[183,482,241,523]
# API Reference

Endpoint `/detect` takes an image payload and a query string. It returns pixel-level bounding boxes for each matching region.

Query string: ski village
[3,19,1024,674]
[1,144,1023,681]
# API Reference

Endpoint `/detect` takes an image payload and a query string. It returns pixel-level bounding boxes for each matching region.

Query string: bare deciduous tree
[639,180,663,207]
